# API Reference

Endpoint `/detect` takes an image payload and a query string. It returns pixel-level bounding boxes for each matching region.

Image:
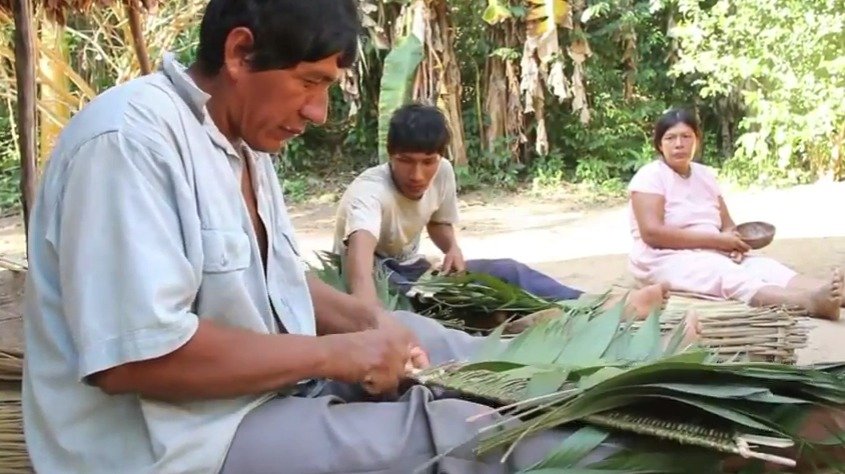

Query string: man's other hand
[440,246,466,274]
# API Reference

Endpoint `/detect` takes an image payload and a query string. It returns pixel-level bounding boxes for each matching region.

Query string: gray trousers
[220,311,621,474]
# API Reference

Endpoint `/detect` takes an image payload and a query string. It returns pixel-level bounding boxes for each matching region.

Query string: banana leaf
[377,34,424,164]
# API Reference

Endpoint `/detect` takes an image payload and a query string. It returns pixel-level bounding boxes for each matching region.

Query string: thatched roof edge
[1,0,158,26]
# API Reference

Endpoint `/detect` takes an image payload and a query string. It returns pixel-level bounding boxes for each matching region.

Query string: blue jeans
[379,257,583,301]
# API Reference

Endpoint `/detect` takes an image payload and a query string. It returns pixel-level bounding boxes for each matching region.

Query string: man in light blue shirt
[22,1,615,472]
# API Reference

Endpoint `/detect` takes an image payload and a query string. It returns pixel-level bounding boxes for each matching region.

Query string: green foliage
[0,105,21,211]
[409,270,607,332]
[671,0,845,186]
[413,271,562,317]
[450,0,706,192]
[548,1,702,183]
[3,0,843,215]
[455,137,524,192]
[307,250,412,312]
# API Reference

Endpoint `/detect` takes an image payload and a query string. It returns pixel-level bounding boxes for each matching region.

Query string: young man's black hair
[387,103,451,156]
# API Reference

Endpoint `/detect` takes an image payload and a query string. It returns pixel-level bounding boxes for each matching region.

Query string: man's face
[223,29,342,152]
[389,152,441,200]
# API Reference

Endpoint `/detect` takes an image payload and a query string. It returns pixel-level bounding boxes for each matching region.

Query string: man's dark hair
[387,103,451,156]
[196,0,361,75]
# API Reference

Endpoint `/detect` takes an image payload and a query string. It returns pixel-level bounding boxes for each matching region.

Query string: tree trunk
[432,0,467,167]
[14,0,38,243]
[125,0,152,75]
[483,56,506,153]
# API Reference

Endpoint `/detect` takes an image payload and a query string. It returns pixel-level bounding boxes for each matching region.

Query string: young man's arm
[427,159,464,273]
[344,229,384,309]
[307,271,379,333]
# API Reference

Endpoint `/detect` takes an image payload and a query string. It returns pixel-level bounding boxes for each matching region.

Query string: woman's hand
[728,250,745,263]
[713,230,752,253]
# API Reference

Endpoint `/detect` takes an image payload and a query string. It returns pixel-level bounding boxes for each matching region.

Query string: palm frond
[412,303,845,470]
[521,425,728,473]
[408,271,607,332]
[307,250,411,311]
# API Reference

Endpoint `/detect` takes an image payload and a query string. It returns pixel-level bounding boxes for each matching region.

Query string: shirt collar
[159,52,211,122]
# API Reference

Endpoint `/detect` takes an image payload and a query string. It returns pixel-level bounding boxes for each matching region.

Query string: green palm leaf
[308,251,411,311]
[522,425,610,471]
[413,300,845,470]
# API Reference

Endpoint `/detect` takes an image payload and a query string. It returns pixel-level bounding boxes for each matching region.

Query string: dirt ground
[1,181,844,364]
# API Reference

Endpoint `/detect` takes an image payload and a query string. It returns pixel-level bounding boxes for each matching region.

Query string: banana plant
[376,33,424,163]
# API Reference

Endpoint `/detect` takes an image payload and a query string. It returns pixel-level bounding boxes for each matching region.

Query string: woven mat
[0,267,25,353]
[0,268,32,472]
[635,290,811,364]
[0,350,22,383]
[0,386,31,473]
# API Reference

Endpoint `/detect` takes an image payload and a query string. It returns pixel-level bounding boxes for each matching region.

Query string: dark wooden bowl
[735,221,776,250]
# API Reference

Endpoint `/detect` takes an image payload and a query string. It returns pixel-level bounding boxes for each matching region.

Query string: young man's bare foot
[625,282,669,320]
[806,267,843,320]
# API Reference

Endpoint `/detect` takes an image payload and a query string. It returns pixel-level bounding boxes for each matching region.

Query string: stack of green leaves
[408,271,602,330]
[308,254,571,324]
[413,301,845,472]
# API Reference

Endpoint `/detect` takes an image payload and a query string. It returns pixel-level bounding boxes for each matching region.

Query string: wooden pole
[125,0,152,75]
[13,0,38,245]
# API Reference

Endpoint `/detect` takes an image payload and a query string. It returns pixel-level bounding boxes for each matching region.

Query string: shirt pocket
[201,229,251,273]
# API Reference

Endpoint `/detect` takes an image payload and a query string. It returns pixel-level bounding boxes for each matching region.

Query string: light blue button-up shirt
[22,52,316,473]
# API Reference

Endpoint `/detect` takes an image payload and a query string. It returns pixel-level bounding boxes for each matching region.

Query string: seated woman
[628,108,842,320]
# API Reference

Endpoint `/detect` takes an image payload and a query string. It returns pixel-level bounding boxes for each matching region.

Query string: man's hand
[323,328,410,395]
[322,312,429,395]
[375,311,430,371]
[427,222,464,274]
[440,246,466,274]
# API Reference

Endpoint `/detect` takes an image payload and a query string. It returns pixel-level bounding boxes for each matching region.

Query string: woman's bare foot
[661,309,702,350]
[806,267,843,320]
[625,282,669,320]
